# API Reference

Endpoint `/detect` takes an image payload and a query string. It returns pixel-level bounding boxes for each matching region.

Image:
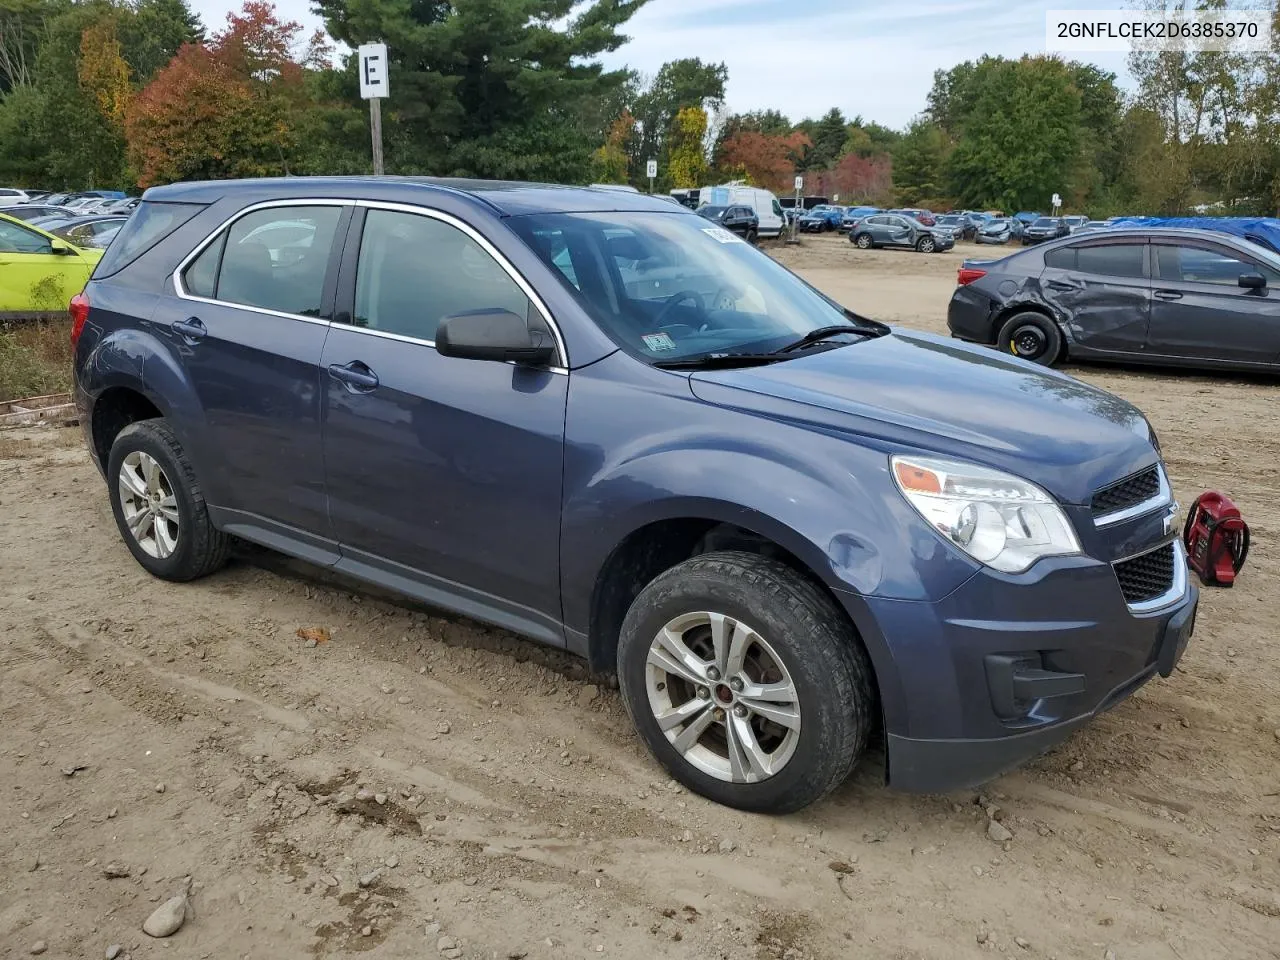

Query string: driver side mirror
[435,309,555,366]
[49,238,75,256]
[1238,272,1267,291]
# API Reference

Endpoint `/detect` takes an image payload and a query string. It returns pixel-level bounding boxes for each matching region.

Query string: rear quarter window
[92,201,205,278]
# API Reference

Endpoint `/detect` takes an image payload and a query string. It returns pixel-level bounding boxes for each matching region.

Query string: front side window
[1155,244,1280,286]
[353,209,531,341]
[184,206,341,316]
[0,219,52,254]
[1075,243,1145,279]
[509,210,858,364]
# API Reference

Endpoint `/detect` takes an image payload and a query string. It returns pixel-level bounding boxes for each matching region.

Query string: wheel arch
[584,509,887,727]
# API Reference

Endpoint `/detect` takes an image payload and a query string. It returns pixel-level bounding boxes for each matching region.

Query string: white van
[697,182,786,238]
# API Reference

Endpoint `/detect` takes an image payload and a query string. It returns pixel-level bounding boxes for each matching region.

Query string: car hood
[686,329,1154,505]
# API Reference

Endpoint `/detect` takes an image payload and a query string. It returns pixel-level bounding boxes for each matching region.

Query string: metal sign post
[358,43,389,176]
[646,159,657,194]
[790,175,803,243]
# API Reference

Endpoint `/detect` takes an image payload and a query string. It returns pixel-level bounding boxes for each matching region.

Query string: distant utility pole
[359,42,390,176]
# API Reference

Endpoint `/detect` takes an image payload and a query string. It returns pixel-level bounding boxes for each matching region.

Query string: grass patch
[0,319,73,403]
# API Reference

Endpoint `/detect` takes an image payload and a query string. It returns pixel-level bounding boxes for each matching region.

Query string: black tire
[853,232,873,249]
[616,551,875,814]
[997,311,1064,366]
[916,235,937,253]
[106,418,230,581]
[746,227,758,245]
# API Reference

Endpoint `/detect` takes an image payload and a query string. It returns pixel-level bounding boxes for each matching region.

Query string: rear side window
[1043,247,1075,270]
[93,201,204,277]
[1076,243,1145,279]
[182,206,342,317]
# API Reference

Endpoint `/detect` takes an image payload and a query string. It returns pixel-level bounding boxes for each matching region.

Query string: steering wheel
[653,290,706,328]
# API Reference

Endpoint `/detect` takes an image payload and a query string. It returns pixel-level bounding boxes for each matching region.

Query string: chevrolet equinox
[72,178,1199,813]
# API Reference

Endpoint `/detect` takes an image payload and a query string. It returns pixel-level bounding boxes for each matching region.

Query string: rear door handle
[327,361,379,392]
[171,317,206,341]
[1153,289,1183,301]
[1046,279,1078,291]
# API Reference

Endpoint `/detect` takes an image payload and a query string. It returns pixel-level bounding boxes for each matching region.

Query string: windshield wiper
[653,353,785,370]
[775,323,882,354]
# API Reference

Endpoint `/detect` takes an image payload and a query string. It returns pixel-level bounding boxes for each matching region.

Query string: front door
[1039,240,1151,355]
[885,215,913,248]
[154,202,349,544]
[1146,240,1280,366]
[320,205,568,645]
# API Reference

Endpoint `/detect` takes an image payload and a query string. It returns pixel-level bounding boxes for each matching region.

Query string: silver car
[975,217,1013,245]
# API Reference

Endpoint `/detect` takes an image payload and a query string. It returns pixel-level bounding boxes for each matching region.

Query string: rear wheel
[617,552,875,814]
[746,227,758,245]
[997,311,1063,366]
[107,419,230,581]
[916,235,936,253]
[853,232,873,249]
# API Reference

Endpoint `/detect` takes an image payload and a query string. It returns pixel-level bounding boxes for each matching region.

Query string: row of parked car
[0,189,138,251]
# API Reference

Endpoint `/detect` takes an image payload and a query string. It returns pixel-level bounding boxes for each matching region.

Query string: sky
[187,0,1136,129]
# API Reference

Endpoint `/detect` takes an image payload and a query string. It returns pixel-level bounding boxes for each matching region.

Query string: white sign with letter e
[646,159,658,179]
[358,43,389,99]
[1051,192,1061,208]
[794,175,803,191]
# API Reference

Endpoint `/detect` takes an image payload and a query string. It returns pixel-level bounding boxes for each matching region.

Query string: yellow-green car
[0,210,104,318]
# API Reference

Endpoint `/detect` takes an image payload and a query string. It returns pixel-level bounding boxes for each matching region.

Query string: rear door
[1146,240,1280,365]
[1039,240,1151,354]
[156,200,350,546]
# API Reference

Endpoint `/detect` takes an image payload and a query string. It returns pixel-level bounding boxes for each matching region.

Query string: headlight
[890,455,1081,573]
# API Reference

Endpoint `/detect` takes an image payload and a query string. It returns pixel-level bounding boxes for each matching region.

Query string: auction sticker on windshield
[702,227,745,244]
[642,332,677,352]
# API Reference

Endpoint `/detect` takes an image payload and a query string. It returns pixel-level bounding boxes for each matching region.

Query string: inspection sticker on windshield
[702,226,745,244]
[642,332,677,352]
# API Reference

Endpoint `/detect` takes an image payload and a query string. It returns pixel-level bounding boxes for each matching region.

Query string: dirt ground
[2,233,1278,960]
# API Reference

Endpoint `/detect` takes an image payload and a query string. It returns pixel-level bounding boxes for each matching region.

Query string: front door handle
[1045,279,1078,291]
[1153,289,1184,301]
[171,317,206,341]
[328,361,379,392]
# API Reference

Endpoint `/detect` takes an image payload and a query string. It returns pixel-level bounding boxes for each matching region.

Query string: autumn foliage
[78,17,132,130]
[125,2,316,186]
[717,130,810,194]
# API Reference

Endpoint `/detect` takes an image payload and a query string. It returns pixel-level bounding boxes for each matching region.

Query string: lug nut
[705,667,720,681]
[697,687,710,699]
[729,678,743,692]
[733,705,748,718]
[712,708,725,721]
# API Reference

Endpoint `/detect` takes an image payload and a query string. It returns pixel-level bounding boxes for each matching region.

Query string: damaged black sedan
[947,227,1280,372]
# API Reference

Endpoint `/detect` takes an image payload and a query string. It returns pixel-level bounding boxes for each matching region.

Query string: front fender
[559,352,979,628]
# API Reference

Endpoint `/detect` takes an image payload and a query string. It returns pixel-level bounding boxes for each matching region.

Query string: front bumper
[838,546,1199,793]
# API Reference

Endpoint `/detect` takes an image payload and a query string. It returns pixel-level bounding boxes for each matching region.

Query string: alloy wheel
[118,451,179,559]
[645,611,801,783]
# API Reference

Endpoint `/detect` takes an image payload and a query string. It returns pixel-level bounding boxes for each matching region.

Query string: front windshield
[700,206,729,220]
[509,211,856,364]
[1033,218,1058,227]
[937,216,962,224]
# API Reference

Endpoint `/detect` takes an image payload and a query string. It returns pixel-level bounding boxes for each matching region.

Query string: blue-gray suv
[71,178,1198,813]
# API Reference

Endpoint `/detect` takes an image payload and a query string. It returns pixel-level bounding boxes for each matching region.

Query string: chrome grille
[1113,542,1176,605]
[1092,466,1161,517]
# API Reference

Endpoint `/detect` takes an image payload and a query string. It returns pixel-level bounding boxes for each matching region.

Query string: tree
[667,105,706,188]
[117,0,204,82]
[803,107,846,169]
[313,0,650,180]
[78,15,132,130]
[628,57,726,184]
[591,109,634,183]
[716,129,809,193]
[892,118,949,206]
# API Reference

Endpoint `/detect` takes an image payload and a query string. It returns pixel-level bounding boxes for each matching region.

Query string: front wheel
[617,552,875,814]
[997,311,1064,366]
[916,235,936,253]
